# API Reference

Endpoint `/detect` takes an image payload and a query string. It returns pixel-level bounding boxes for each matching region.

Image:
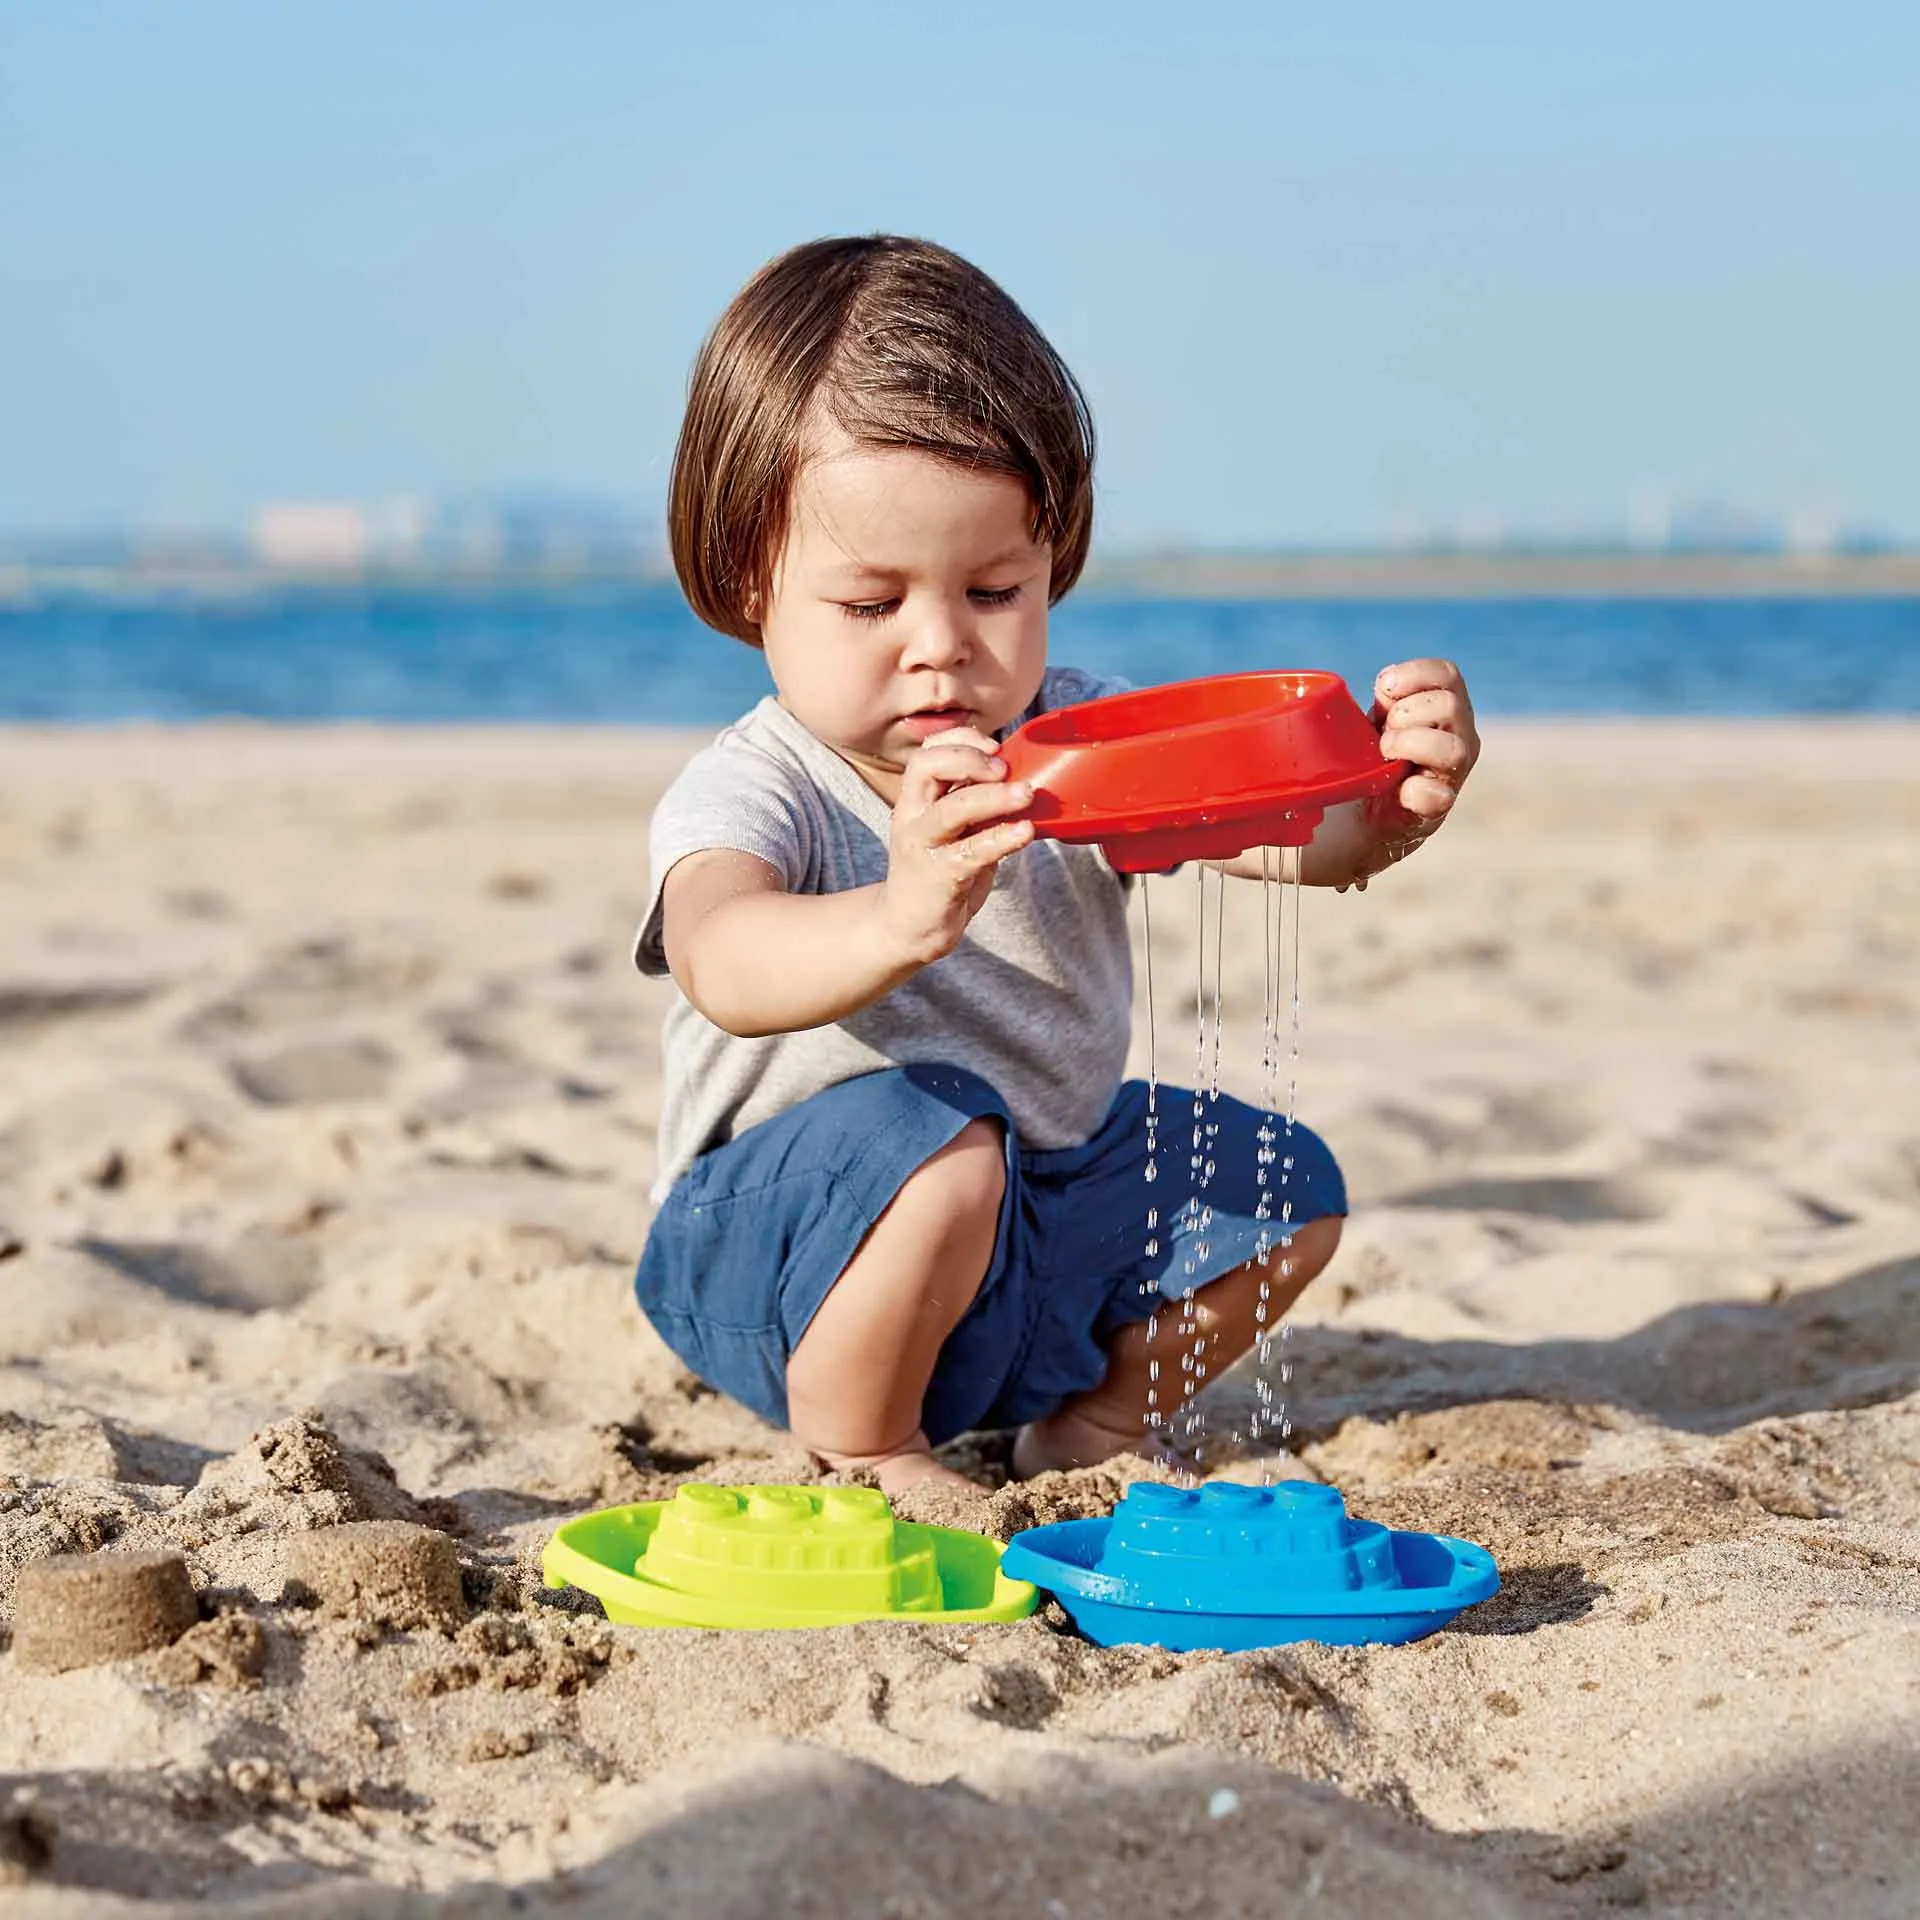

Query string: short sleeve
[634,734,811,976]
[1032,664,1131,717]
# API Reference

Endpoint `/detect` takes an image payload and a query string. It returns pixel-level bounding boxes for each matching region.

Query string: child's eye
[836,584,1021,621]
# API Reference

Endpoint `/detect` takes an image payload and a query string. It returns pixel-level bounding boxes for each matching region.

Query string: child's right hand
[880,727,1034,965]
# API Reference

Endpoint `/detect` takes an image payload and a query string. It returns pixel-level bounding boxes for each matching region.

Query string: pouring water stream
[1136,842,1304,1473]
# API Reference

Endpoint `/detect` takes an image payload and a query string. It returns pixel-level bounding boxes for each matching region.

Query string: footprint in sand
[74,1231,322,1312]
[230,1038,395,1107]
[0,980,161,1032]
[179,937,436,1044]
[1385,1174,1659,1225]
[161,887,233,921]
[1372,1087,1593,1159]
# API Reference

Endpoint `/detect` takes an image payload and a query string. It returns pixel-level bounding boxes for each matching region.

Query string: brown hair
[669,235,1096,644]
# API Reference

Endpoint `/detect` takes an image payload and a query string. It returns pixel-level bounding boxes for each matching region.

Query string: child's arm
[661,732,1033,1037]
[1217,657,1480,890]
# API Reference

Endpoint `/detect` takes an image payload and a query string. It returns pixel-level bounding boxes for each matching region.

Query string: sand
[0,718,1915,1916]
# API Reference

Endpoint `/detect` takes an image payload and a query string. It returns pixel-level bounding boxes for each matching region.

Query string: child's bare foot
[810,1441,979,1494]
[872,1450,979,1493]
[1011,1407,1173,1479]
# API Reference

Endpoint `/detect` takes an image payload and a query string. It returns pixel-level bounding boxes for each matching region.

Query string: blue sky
[3,2,1915,547]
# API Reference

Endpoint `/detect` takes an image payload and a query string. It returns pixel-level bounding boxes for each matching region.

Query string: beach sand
[1,720,1915,1916]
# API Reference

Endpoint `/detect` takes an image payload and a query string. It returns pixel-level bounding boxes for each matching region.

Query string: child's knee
[1285,1212,1343,1273]
[799,1117,1006,1339]
[894,1116,1006,1238]
[1188,1213,1343,1336]
[1251,1212,1342,1297]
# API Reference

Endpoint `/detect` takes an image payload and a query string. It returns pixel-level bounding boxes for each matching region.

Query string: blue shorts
[633,1063,1346,1447]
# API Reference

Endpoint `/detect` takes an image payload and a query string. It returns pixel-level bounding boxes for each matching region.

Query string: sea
[1,585,1916,723]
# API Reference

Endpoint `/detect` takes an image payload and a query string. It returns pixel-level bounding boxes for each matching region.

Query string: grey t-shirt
[636,666,1134,1201]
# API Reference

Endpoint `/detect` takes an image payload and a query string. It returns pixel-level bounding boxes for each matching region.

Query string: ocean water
[1,585,1915,723]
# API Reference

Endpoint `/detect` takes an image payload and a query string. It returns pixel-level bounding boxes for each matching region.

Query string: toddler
[634,236,1479,1490]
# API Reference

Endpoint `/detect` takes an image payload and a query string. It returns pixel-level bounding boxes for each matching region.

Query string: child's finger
[1383,687,1471,734]
[1379,723,1475,778]
[943,815,1036,872]
[917,725,1004,757]
[907,742,1005,785]
[1393,772,1460,818]
[1374,657,1465,705]
[898,743,1007,809]
[922,778,1034,846]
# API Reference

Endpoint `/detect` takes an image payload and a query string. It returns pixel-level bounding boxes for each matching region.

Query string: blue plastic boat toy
[1000,1480,1498,1651]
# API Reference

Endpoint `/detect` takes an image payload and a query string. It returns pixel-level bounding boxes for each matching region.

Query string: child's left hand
[1222,656,1479,888]
[1371,657,1480,819]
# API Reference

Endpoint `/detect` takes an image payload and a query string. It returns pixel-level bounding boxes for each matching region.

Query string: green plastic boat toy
[540,1482,1038,1629]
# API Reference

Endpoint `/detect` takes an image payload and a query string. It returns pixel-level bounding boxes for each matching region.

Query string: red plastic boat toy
[997,669,1407,872]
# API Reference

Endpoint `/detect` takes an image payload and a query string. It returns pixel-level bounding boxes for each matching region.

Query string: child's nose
[900,605,971,669]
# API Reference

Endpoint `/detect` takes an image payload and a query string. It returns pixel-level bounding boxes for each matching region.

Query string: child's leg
[786,1117,1005,1493]
[1013,1214,1343,1475]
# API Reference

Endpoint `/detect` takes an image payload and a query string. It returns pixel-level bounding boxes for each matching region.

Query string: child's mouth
[900,707,973,739]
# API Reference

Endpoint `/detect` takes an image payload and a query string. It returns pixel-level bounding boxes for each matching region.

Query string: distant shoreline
[4,549,1918,603]
[1080,549,1920,600]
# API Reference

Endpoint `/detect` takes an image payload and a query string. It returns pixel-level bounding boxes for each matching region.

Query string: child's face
[759,419,1052,802]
